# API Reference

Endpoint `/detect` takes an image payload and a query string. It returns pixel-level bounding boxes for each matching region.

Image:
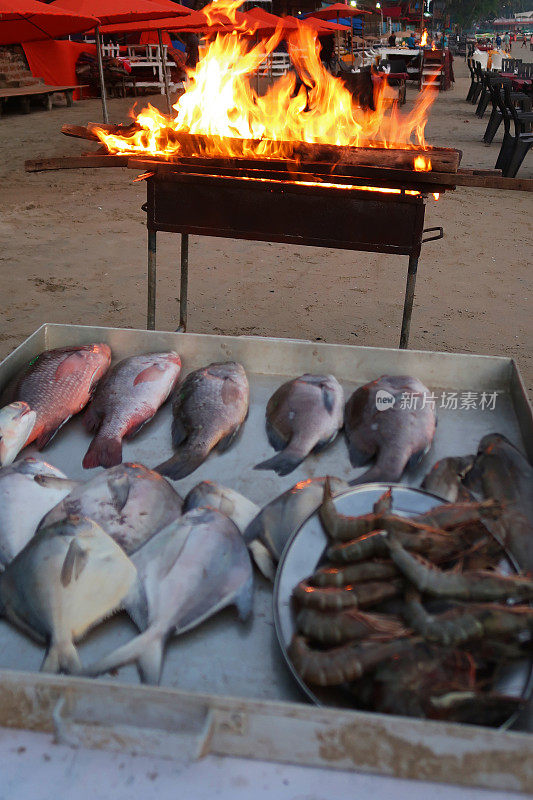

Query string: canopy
[0,0,98,44]
[246,7,298,32]
[305,17,351,32]
[309,4,372,20]
[51,0,184,26]
[99,9,203,35]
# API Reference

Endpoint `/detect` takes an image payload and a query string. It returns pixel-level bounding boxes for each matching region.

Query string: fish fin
[133,364,165,385]
[248,540,276,582]
[33,475,79,491]
[349,463,392,486]
[171,415,188,448]
[107,472,130,510]
[265,419,288,452]
[41,641,82,674]
[83,404,103,434]
[83,628,159,680]
[406,445,431,471]
[155,447,208,481]
[83,435,123,469]
[321,384,336,414]
[54,351,86,380]
[254,449,305,476]
[216,424,243,453]
[60,538,89,586]
[346,437,374,468]
[313,430,339,454]
[234,574,254,621]
[136,637,165,685]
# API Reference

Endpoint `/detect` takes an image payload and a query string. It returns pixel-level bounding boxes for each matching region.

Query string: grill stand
[142,173,444,349]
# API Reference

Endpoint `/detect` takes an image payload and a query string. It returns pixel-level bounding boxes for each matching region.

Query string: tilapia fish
[12,344,111,450]
[40,463,183,555]
[156,362,249,480]
[0,458,78,567]
[244,476,350,563]
[345,375,437,484]
[184,480,275,580]
[421,456,475,502]
[83,352,182,469]
[464,433,533,571]
[84,508,253,684]
[0,515,137,673]
[255,374,344,476]
[0,402,36,467]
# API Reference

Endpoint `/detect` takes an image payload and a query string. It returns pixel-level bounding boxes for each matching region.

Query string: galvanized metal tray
[0,324,532,792]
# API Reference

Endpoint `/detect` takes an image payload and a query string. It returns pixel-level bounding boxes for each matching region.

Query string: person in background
[495,33,502,49]
[502,31,510,51]
[388,32,396,47]
[406,32,416,49]
[522,33,528,48]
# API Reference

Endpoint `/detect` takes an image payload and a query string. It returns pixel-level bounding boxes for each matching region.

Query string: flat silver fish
[422,456,475,502]
[83,508,253,684]
[255,374,344,476]
[0,402,36,467]
[0,515,137,673]
[39,463,183,554]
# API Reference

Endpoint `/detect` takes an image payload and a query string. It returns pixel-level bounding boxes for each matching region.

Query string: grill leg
[399,254,418,349]
[177,233,189,332]
[147,229,156,330]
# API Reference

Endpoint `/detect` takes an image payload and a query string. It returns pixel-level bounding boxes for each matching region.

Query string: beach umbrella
[52,0,189,121]
[307,3,372,64]
[0,0,98,45]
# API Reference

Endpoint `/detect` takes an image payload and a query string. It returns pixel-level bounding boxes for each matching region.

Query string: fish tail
[155,445,208,481]
[41,640,82,674]
[254,448,305,477]
[83,434,123,470]
[83,628,163,684]
[349,462,399,486]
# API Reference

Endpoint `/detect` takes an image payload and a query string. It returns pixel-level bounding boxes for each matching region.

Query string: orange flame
[95,0,438,161]
[414,155,432,171]
[420,28,428,47]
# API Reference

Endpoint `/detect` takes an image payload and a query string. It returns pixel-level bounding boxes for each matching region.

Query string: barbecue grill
[131,154,453,348]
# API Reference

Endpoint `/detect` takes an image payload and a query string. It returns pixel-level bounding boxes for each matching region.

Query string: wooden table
[0,84,84,114]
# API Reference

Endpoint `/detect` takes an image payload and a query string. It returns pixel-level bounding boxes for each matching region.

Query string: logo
[376,390,396,411]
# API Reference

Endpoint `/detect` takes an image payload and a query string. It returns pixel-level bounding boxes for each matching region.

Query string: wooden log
[25,154,129,172]
[61,123,99,141]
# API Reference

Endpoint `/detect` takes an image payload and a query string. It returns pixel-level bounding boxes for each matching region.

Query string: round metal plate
[273,483,533,727]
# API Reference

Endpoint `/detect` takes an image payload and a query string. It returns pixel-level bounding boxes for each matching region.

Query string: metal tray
[0,324,532,792]
[274,483,533,728]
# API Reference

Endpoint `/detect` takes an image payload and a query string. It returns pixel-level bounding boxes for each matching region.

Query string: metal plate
[274,483,533,727]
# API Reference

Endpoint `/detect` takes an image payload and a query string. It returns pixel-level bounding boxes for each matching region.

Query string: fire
[414,155,432,171]
[95,0,438,161]
[420,29,428,47]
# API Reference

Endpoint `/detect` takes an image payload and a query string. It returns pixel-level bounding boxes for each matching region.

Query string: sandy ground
[0,57,532,391]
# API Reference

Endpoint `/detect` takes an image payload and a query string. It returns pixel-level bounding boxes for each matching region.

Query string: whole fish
[12,344,111,450]
[83,508,253,684]
[0,402,36,467]
[421,456,475,502]
[255,374,344,476]
[156,362,249,480]
[464,433,533,572]
[0,458,78,567]
[83,352,182,469]
[345,375,437,484]
[244,476,350,563]
[184,480,275,580]
[0,515,137,673]
[39,463,183,554]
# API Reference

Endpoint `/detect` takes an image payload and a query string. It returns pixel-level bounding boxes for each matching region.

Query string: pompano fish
[84,508,253,684]
[156,362,249,480]
[83,352,182,469]
[345,376,437,484]
[464,433,533,571]
[0,515,137,673]
[184,480,275,580]
[0,402,36,466]
[12,344,111,450]
[0,458,78,566]
[421,456,475,502]
[244,476,350,563]
[39,463,183,554]
[255,374,344,476]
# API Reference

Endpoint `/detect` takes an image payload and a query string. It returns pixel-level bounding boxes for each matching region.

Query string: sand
[0,58,532,391]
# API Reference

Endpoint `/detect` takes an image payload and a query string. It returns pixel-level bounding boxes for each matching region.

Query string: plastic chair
[495,84,533,173]
[470,62,484,104]
[466,57,477,101]
[504,133,533,177]
[475,70,494,118]
[483,78,531,144]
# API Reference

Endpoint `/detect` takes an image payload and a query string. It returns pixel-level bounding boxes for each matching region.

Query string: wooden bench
[0,85,86,115]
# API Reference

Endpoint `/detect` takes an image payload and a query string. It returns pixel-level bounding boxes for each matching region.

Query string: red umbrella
[246,7,298,33]
[309,3,372,20]
[99,9,202,35]
[0,0,98,45]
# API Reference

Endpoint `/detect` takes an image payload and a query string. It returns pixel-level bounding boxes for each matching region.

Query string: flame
[431,41,436,51]
[95,0,438,161]
[420,29,428,47]
[433,192,440,201]
[414,155,432,171]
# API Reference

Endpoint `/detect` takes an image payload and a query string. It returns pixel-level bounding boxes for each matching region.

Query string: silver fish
[0,458,78,567]
[345,375,437,484]
[255,374,344,476]
[39,463,183,555]
[421,456,475,502]
[84,508,253,684]
[0,515,137,673]
[0,402,36,467]
[156,362,249,480]
[244,476,350,563]
[184,480,275,580]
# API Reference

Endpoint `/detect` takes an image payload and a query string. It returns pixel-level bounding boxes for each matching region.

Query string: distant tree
[443,0,529,26]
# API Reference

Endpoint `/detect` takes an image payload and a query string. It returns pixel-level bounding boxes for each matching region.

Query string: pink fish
[14,344,112,450]
[83,352,182,469]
